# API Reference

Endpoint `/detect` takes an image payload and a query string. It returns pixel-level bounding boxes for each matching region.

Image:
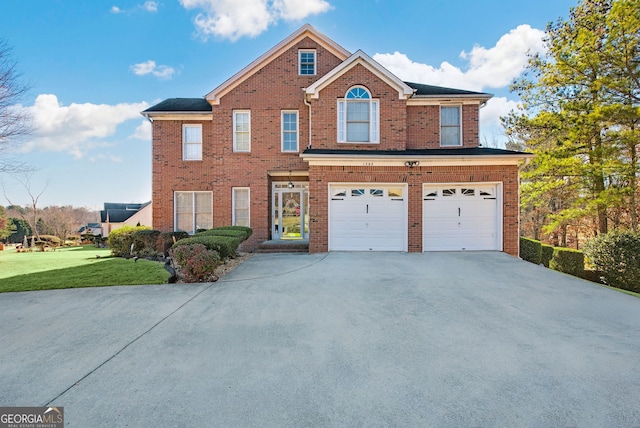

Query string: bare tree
[0,38,32,173]
[2,172,47,239]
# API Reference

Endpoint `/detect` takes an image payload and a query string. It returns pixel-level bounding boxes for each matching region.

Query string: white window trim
[281,110,299,152]
[337,87,380,144]
[182,124,202,161]
[298,49,316,75]
[173,191,213,235]
[440,105,463,147]
[232,187,250,227]
[233,110,251,152]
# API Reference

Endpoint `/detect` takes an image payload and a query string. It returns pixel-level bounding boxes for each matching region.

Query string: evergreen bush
[108,225,151,257]
[173,235,240,259]
[584,232,640,293]
[550,247,584,278]
[520,237,542,264]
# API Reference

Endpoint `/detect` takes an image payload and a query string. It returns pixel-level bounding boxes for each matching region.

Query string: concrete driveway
[1,252,639,427]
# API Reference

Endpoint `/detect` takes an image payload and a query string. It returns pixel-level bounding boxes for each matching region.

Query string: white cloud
[479,97,521,147]
[111,2,158,14]
[21,94,149,159]
[130,120,152,140]
[372,25,545,146]
[374,24,545,92]
[130,60,176,79]
[142,1,158,12]
[179,0,332,41]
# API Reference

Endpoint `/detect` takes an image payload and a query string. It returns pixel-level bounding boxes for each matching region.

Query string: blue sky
[1,0,577,209]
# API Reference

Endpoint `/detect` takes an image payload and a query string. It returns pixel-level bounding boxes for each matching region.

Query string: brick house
[142,24,531,256]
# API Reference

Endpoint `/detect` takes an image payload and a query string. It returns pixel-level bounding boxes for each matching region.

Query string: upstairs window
[299,50,316,75]
[337,86,379,144]
[281,111,299,152]
[233,110,251,152]
[182,124,202,160]
[440,106,462,146]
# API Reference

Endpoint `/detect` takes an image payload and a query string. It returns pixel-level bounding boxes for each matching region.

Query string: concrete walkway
[1,252,639,427]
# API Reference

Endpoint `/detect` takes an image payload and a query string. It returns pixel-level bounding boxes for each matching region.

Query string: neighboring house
[78,223,102,236]
[142,24,532,256]
[100,202,152,236]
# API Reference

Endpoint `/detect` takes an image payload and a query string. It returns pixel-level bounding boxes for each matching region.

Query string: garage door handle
[366,204,369,214]
[458,207,461,217]
[484,197,497,200]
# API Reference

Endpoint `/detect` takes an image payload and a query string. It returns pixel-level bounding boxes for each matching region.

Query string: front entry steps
[257,239,309,253]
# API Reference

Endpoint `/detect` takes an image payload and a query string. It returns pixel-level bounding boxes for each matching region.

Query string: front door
[272,184,309,240]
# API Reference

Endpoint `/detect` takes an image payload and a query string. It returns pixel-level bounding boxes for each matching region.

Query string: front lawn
[0,245,170,292]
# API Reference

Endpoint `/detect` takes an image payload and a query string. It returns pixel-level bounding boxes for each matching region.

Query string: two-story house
[142,24,531,256]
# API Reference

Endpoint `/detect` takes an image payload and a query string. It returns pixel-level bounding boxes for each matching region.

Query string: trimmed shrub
[133,229,162,256]
[212,226,253,241]
[171,243,221,282]
[160,231,190,256]
[34,235,61,251]
[520,237,542,264]
[196,228,248,242]
[550,247,584,278]
[108,225,151,257]
[161,231,190,244]
[584,232,640,293]
[541,244,554,268]
[173,235,240,259]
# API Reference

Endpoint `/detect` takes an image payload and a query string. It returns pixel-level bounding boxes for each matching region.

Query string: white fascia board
[305,50,415,100]
[301,154,533,167]
[206,24,351,105]
[406,95,493,106]
[141,112,212,121]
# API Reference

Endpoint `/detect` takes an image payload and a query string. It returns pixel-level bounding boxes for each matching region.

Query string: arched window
[337,86,379,143]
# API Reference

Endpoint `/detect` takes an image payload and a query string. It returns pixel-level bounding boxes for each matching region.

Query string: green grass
[0,245,170,292]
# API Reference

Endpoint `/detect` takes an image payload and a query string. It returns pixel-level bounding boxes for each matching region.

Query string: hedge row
[520,237,585,279]
[549,247,584,278]
[172,235,240,259]
[519,237,542,265]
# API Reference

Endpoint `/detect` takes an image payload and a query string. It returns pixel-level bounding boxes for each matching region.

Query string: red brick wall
[308,164,520,256]
[152,37,344,250]
[407,104,480,149]
[310,63,408,150]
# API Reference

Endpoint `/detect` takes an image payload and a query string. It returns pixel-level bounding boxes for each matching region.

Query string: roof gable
[305,50,415,100]
[205,24,351,105]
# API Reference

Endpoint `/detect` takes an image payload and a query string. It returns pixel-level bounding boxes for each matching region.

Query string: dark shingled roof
[143,98,212,113]
[302,147,530,156]
[100,202,151,223]
[405,82,492,97]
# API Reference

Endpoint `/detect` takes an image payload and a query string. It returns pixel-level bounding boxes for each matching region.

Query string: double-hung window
[183,124,202,160]
[174,191,212,234]
[281,111,299,152]
[232,187,250,227]
[440,106,462,147]
[233,110,251,152]
[337,86,379,144]
[299,50,316,75]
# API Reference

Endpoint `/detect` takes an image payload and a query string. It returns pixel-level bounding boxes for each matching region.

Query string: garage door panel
[423,185,500,252]
[330,185,407,252]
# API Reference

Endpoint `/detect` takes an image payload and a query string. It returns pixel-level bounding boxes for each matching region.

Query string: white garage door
[329,184,407,251]
[423,184,500,251]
